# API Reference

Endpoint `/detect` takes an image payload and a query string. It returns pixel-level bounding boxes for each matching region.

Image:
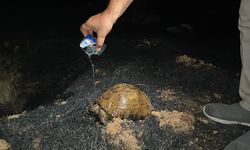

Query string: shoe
[203,103,250,126]
[224,130,250,150]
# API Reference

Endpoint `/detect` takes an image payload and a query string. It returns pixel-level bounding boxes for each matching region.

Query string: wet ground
[0,22,249,149]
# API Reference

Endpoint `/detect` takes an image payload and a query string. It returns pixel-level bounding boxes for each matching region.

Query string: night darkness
[0,0,249,150]
[0,0,242,69]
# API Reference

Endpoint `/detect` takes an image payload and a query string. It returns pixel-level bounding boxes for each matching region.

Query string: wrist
[103,9,119,24]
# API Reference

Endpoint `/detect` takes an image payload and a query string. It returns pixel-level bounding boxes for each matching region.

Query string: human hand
[80,11,116,51]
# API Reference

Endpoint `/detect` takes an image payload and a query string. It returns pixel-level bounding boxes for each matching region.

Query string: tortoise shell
[91,83,153,121]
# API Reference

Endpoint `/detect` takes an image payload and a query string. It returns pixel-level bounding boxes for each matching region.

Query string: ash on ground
[0,36,249,150]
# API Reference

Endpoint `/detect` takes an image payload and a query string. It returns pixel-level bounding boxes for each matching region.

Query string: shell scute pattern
[90,83,153,123]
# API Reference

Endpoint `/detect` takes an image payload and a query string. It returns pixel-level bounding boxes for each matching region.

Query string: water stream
[87,55,96,87]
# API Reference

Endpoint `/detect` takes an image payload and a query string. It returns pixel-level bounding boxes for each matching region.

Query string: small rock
[54,100,67,105]
[197,117,209,125]
[7,111,26,120]
[60,101,67,105]
[213,130,218,135]
[95,68,101,74]
[95,80,101,85]
[189,141,194,145]
[32,137,41,150]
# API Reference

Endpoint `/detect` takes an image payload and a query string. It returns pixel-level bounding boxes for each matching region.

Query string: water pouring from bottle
[80,35,106,87]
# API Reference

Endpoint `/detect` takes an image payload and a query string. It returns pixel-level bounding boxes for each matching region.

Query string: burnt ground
[0,21,250,150]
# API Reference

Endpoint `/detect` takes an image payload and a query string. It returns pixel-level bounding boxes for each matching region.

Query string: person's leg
[203,0,250,126]
[239,0,250,111]
[224,131,250,150]
[203,0,250,149]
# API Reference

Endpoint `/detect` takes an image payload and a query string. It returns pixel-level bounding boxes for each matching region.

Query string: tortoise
[89,83,153,124]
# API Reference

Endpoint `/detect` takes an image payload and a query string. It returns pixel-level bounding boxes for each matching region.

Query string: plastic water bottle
[80,35,106,56]
[80,34,107,87]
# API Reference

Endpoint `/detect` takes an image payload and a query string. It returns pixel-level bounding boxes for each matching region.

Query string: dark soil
[0,23,249,150]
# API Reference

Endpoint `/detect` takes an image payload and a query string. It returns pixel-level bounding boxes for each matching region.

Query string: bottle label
[80,35,96,49]
[80,35,106,56]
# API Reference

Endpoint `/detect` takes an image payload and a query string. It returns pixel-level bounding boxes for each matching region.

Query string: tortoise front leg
[99,109,108,124]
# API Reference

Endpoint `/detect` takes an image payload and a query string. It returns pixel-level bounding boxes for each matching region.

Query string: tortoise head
[89,102,100,114]
[89,102,109,124]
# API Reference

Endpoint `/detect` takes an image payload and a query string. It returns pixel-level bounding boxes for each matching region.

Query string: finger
[96,33,106,51]
[80,25,88,36]
[80,24,93,37]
